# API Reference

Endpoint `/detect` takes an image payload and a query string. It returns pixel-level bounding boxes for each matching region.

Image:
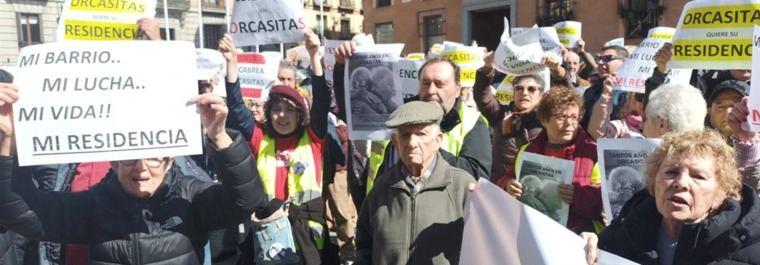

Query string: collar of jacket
[104,165,180,205]
[439,99,463,133]
[390,153,452,194]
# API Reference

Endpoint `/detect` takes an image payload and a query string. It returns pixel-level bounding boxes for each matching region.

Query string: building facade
[0,0,363,64]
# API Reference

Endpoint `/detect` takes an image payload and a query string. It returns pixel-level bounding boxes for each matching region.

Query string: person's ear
[391,132,398,149]
[657,118,669,134]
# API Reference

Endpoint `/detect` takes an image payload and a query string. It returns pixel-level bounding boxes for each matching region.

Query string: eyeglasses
[596,55,623,63]
[116,158,167,168]
[553,113,580,123]
[514,85,539,93]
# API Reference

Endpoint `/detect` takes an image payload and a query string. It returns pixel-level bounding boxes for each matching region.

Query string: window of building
[203,24,225,49]
[538,0,574,25]
[340,0,352,9]
[375,22,393,44]
[205,0,219,8]
[622,0,663,38]
[160,28,176,40]
[340,19,351,40]
[315,15,327,36]
[420,15,444,52]
[17,13,41,48]
[377,0,390,7]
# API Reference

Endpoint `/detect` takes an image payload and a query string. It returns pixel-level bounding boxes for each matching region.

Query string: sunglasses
[514,85,539,93]
[596,55,623,63]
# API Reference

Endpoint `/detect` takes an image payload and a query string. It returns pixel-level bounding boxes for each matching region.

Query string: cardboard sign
[442,42,485,87]
[13,41,202,166]
[237,52,280,99]
[196,48,227,97]
[56,0,156,41]
[553,21,582,48]
[493,18,545,75]
[614,27,676,93]
[230,0,306,46]
[670,0,758,69]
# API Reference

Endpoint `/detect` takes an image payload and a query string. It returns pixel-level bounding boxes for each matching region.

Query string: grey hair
[645,83,706,132]
[279,60,297,74]
[513,74,546,92]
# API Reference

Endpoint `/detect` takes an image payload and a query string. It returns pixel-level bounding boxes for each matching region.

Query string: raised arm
[219,34,256,140]
[472,51,505,126]
[305,29,329,138]
[333,41,357,122]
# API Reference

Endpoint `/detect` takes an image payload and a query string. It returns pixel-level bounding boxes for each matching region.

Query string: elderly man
[333,42,492,192]
[355,101,473,265]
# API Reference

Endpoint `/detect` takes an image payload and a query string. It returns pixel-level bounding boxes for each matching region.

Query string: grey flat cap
[385,101,444,128]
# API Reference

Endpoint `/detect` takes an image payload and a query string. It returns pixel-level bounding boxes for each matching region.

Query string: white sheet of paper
[237,52,280,99]
[614,27,675,93]
[515,152,575,226]
[196,48,227,97]
[553,21,582,48]
[13,41,202,166]
[597,138,660,221]
[398,58,424,100]
[493,18,545,75]
[230,0,306,46]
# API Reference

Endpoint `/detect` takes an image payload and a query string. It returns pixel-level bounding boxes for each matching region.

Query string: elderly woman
[642,83,707,138]
[497,85,601,233]
[583,129,760,264]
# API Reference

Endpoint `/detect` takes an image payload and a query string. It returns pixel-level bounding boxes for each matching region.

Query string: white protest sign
[196,48,227,97]
[493,18,545,75]
[344,44,404,140]
[747,26,760,131]
[56,0,156,41]
[605,38,625,47]
[597,138,660,221]
[670,0,758,70]
[553,21,582,48]
[398,58,424,101]
[323,39,342,86]
[13,41,202,166]
[515,152,574,226]
[237,52,279,99]
[614,27,675,93]
[352,33,375,46]
[664,68,693,84]
[538,27,563,57]
[495,69,551,105]
[511,27,528,37]
[442,42,485,87]
[230,0,306,46]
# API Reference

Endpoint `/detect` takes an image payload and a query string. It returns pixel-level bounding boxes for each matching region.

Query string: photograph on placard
[516,152,574,226]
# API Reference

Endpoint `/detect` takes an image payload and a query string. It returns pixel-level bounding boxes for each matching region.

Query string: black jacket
[599,185,760,265]
[0,131,267,265]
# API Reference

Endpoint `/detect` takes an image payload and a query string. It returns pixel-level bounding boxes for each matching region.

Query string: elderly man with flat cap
[355,101,474,265]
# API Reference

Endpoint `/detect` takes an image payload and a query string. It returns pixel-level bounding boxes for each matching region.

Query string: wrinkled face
[541,105,580,145]
[513,77,543,111]
[392,123,443,170]
[278,68,297,88]
[419,62,461,113]
[371,67,396,96]
[112,158,172,198]
[564,52,581,75]
[597,49,624,77]
[709,90,743,137]
[250,98,266,123]
[730,69,751,81]
[270,99,300,135]
[351,67,372,93]
[654,156,724,224]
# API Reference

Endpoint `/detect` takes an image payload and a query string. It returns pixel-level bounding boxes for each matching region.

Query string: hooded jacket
[599,185,760,265]
[0,131,266,265]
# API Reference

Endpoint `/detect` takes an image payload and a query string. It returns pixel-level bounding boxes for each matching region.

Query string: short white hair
[645,83,706,132]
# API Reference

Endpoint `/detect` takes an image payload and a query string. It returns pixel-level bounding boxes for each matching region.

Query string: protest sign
[506,26,562,59]
[230,0,306,46]
[428,43,444,57]
[237,52,280,99]
[515,152,574,226]
[398,58,424,101]
[670,0,759,70]
[406,53,425,60]
[605,38,625,47]
[494,18,545,75]
[352,33,375,46]
[748,26,760,131]
[344,44,404,140]
[597,138,660,221]
[12,41,202,166]
[614,27,675,93]
[495,69,551,105]
[442,42,485,87]
[196,48,227,97]
[664,68,693,85]
[553,21,582,48]
[459,179,638,265]
[56,0,156,41]
[323,39,342,86]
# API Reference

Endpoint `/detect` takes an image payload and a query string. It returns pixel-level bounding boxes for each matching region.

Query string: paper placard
[515,152,575,226]
[442,42,485,87]
[230,0,306,46]
[614,27,676,93]
[323,39,342,87]
[553,21,582,48]
[13,41,202,166]
[196,48,227,97]
[398,58,424,101]
[56,0,156,41]
[493,18,545,75]
[597,138,660,221]
[237,52,280,99]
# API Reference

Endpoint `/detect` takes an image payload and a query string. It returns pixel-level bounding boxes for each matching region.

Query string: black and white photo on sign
[516,152,574,226]
[597,138,660,220]
[344,44,404,140]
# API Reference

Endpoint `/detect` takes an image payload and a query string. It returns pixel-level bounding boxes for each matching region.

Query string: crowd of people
[0,11,759,265]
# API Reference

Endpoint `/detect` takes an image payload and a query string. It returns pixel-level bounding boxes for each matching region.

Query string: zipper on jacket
[133,232,141,265]
[409,190,417,260]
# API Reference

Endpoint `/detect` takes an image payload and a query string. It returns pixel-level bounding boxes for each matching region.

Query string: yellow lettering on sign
[648,32,674,39]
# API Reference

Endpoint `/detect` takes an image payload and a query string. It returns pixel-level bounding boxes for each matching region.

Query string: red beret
[269,85,309,112]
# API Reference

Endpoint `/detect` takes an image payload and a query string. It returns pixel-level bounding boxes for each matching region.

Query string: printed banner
[56,0,156,41]
[748,26,760,131]
[230,0,306,46]
[398,58,424,101]
[442,42,485,87]
[614,27,676,93]
[494,18,545,75]
[196,48,227,97]
[344,44,404,140]
[237,52,280,99]
[553,21,582,48]
[459,179,638,265]
[597,138,660,221]
[495,69,551,105]
[515,152,575,226]
[670,0,759,69]
[13,41,202,166]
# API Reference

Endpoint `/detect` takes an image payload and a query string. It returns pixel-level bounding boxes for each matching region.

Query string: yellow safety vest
[365,103,486,194]
[256,133,325,250]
